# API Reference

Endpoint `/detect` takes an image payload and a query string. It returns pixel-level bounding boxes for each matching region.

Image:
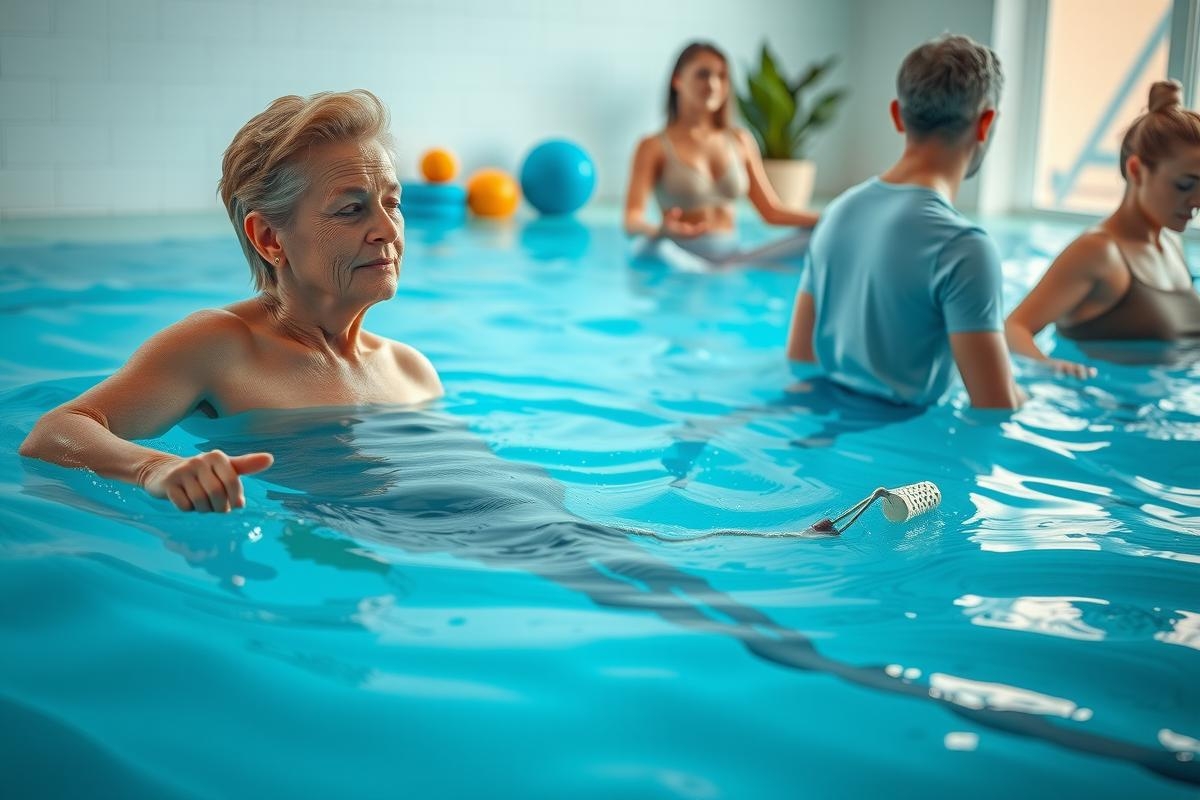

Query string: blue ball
[519,139,596,216]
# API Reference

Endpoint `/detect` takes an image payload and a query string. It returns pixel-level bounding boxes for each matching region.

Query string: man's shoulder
[826,177,881,208]
[824,177,953,220]
[813,179,880,233]
[937,222,998,260]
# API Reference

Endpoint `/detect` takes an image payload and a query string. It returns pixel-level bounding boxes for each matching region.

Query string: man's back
[800,177,1004,405]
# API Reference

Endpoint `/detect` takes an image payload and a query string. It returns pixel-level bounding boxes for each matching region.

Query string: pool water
[1,213,1198,798]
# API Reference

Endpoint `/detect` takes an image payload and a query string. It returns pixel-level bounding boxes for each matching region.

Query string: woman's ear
[890,100,905,133]
[1125,154,1145,185]
[244,211,285,267]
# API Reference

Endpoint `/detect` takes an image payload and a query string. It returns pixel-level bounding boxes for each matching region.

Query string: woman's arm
[19,311,273,512]
[1005,234,1107,378]
[623,136,666,237]
[737,129,819,228]
[623,135,712,240]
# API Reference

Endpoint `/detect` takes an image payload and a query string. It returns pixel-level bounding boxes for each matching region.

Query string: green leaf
[747,72,795,159]
[805,89,847,128]
[790,56,838,95]
[748,73,794,125]
[739,43,845,159]
[759,44,785,89]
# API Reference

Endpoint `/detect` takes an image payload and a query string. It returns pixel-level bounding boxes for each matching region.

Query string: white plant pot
[763,158,816,211]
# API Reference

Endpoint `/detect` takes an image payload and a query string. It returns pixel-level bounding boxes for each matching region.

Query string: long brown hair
[666,41,732,128]
[1119,80,1200,179]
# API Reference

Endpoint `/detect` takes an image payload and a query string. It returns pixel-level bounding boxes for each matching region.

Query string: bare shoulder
[183,305,257,336]
[132,306,255,364]
[731,126,757,151]
[388,339,444,399]
[634,133,664,159]
[1051,230,1121,278]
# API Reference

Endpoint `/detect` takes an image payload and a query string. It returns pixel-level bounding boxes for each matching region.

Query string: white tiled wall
[0,0,854,218]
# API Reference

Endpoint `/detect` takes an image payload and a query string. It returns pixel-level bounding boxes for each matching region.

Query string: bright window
[1032,0,1172,214]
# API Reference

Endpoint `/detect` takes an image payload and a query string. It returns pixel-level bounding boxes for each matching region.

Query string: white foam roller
[881,481,941,523]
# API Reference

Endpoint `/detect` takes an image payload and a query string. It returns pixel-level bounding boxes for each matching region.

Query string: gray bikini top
[654,131,749,212]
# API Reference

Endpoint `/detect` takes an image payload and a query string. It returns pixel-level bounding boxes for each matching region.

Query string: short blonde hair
[218,90,394,290]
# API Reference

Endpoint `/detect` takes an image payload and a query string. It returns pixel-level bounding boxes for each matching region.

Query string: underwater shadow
[661,377,926,487]
[13,401,1200,788]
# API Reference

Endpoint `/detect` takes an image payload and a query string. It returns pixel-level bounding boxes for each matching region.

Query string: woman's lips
[356,258,396,269]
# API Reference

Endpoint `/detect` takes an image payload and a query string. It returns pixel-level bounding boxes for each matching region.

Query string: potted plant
[736,44,846,210]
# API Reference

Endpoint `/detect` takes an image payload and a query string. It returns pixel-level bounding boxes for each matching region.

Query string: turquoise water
[1,214,1198,798]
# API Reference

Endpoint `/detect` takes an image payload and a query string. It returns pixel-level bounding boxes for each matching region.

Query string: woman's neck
[671,106,717,132]
[259,289,369,361]
[1109,192,1164,247]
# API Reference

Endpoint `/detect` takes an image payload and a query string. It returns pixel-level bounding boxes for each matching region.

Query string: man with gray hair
[786,34,1022,408]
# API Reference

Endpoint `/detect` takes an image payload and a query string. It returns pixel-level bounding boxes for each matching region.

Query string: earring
[274,257,280,265]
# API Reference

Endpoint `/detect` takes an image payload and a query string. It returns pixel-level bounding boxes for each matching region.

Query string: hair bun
[1149,79,1184,113]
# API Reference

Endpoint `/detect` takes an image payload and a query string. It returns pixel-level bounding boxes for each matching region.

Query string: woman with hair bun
[1006,80,1200,373]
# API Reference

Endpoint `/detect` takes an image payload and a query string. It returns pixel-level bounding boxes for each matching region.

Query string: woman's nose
[368,205,402,243]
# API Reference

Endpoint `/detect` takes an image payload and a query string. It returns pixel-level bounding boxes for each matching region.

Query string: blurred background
[0,0,1195,221]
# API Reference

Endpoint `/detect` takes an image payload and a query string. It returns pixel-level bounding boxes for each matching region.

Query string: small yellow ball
[420,148,459,183]
[466,169,520,218]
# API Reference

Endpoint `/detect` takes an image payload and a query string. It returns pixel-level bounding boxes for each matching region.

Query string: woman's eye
[337,203,363,216]
[1177,182,1196,192]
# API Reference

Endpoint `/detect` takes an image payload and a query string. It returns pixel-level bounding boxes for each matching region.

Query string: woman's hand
[660,208,712,239]
[1044,358,1097,380]
[140,450,275,512]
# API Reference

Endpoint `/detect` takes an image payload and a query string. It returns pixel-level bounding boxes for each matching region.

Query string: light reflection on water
[955,594,1110,641]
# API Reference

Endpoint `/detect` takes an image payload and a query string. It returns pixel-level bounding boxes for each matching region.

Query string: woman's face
[673,51,729,116]
[281,137,403,305]
[1132,144,1200,233]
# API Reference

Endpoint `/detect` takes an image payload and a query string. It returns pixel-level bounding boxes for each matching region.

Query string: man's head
[893,34,1004,177]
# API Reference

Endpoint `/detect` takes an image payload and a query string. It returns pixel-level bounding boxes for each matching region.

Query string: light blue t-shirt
[798,177,1003,405]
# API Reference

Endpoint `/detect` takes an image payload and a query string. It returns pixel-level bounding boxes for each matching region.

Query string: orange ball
[420,148,458,183]
[466,168,520,218]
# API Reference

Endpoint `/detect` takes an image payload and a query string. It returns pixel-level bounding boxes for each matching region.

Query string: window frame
[1014,0,1200,224]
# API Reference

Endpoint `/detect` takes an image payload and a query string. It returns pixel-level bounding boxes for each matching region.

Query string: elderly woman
[19,90,442,512]
[1006,80,1200,374]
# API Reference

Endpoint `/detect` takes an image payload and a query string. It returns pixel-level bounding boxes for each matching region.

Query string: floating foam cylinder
[880,481,941,523]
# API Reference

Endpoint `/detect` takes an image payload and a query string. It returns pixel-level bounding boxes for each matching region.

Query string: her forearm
[1003,321,1050,362]
[624,214,662,238]
[766,207,819,228]
[19,407,180,489]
